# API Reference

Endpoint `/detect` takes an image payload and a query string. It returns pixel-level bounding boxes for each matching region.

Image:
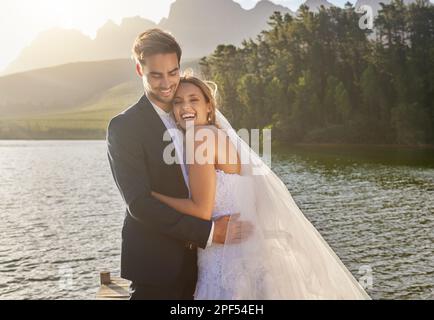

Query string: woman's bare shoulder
[193,125,228,143]
[193,125,220,134]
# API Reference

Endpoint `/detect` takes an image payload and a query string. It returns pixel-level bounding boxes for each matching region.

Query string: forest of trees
[200,0,434,146]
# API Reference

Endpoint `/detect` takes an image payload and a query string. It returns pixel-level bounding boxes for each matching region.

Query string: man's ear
[135,63,144,77]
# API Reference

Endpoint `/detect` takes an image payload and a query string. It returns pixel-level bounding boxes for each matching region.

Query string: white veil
[216,110,371,300]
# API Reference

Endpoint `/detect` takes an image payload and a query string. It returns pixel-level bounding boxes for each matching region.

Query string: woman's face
[173,82,212,129]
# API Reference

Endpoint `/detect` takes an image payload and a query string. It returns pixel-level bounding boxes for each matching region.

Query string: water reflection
[273,145,434,300]
[0,141,432,299]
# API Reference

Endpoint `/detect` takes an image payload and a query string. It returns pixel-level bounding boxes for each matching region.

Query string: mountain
[0,57,200,119]
[160,0,292,59]
[3,28,94,76]
[91,17,157,60]
[0,59,138,119]
[2,0,292,76]
[0,57,200,139]
[3,18,157,75]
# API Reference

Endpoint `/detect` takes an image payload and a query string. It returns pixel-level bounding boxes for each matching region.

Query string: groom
[107,29,241,300]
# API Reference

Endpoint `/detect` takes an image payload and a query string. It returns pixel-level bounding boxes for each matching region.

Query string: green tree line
[200,0,434,145]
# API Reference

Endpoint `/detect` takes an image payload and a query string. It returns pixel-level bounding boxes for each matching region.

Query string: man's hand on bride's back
[212,214,254,245]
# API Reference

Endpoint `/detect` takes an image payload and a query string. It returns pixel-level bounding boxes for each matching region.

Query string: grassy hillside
[0,59,138,119]
[0,58,200,139]
[0,81,142,139]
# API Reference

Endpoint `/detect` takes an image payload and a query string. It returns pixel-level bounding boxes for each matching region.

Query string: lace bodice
[195,169,242,300]
[212,170,241,219]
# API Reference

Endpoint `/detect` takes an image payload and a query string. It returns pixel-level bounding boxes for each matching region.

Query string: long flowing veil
[216,110,371,300]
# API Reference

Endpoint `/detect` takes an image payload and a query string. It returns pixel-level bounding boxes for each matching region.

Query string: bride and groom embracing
[107,28,370,300]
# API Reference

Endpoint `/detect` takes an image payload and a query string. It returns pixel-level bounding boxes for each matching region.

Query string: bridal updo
[179,69,219,126]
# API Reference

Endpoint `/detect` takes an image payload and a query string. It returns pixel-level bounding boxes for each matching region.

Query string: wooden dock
[96,272,131,300]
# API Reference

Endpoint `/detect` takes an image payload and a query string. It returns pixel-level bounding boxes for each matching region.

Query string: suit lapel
[137,95,168,141]
[137,95,188,196]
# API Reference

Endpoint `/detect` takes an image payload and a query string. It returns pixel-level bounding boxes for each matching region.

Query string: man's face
[138,53,180,108]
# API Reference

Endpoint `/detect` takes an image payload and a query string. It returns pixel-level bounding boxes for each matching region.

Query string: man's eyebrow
[149,67,179,76]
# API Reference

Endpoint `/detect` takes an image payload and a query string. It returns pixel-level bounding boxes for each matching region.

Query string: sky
[0,0,350,72]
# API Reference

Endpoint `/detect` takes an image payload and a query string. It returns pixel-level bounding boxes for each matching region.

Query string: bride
[151,74,370,300]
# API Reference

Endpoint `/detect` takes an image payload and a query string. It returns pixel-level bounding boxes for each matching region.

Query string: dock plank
[96,273,131,300]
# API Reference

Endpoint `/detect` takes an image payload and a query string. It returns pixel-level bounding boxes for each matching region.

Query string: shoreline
[1,139,434,150]
[286,143,434,150]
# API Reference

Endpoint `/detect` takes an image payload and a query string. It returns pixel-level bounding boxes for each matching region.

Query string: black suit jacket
[107,95,212,286]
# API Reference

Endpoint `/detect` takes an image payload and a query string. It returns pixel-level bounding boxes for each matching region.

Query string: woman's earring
[207,113,212,124]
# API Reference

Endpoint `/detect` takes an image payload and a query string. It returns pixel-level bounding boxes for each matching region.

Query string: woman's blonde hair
[178,72,219,126]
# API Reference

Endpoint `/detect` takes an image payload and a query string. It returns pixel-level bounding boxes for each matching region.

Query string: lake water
[0,141,433,300]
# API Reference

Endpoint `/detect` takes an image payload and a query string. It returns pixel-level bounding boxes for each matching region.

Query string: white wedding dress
[194,167,370,300]
[195,169,243,300]
[193,111,370,300]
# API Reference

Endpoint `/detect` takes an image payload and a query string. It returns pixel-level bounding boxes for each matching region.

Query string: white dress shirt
[150,101,214,248]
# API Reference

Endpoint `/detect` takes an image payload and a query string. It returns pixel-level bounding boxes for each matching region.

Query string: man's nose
[161,77,170,88]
